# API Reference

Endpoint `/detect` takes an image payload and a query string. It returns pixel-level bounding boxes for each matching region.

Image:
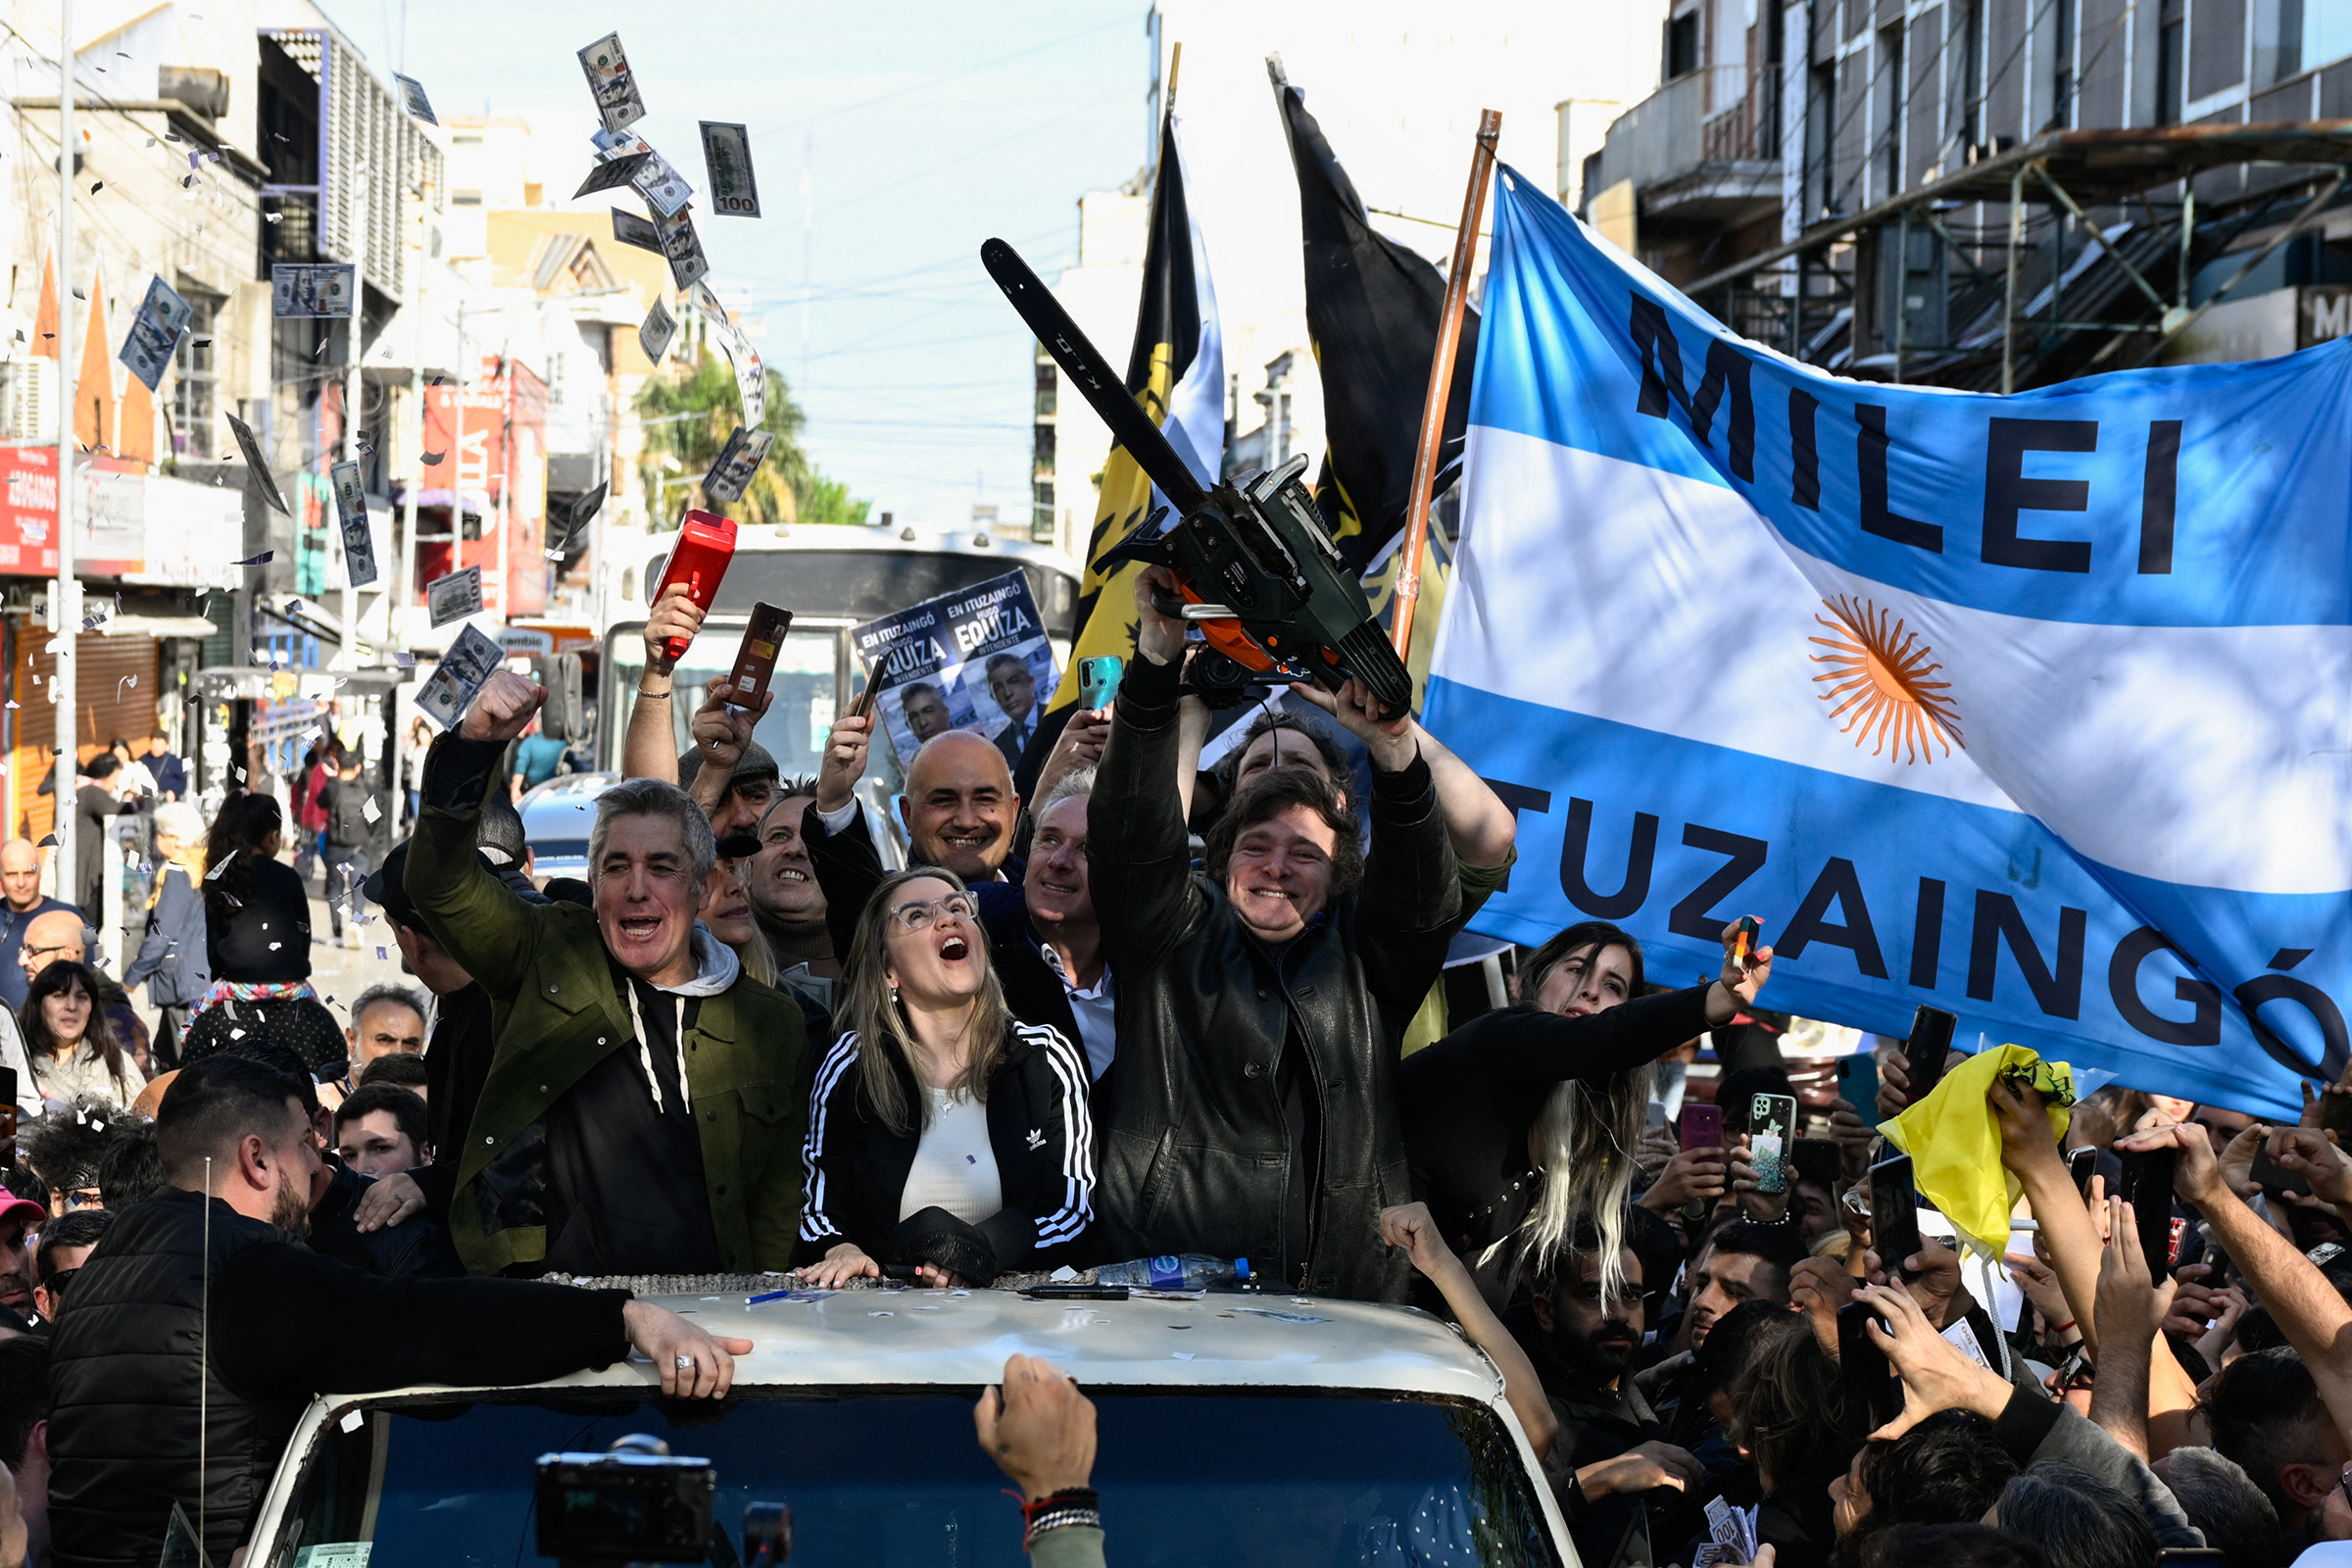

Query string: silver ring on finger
[675,1354,696,1371]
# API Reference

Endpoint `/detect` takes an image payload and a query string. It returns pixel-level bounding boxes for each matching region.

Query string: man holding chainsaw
[1085,566,1462,1302]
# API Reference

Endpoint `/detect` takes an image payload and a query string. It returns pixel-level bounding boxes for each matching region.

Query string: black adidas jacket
[800,1020,1094,1280]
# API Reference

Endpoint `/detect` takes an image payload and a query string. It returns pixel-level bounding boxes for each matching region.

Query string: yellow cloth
[1881,1044,2073,1261]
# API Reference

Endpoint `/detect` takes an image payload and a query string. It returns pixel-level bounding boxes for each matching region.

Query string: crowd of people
[0,571,2331,1566]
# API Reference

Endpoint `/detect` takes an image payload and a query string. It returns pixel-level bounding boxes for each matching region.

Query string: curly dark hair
[1210,709,1350,808]
[203,790,284,920]
[1201,766,1364,907]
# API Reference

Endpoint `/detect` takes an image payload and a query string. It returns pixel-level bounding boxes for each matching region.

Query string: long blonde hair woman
[800,866,1094,1289]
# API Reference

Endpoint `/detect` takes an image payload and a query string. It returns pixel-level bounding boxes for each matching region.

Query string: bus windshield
[643,547,1079,640]
[609,623,850,784]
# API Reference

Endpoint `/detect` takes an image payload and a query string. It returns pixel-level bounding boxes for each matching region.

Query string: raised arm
[2121,1118,2352,1450]
[805,704,885,963]
[1086,568,1205,973]
[1288,682,1517,868]
[1380,1202,1557,1460]
[619,583,710,786]
[1993,1076,2107,1359]
[406,672,552,996]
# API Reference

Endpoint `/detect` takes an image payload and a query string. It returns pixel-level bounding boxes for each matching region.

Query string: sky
[335,0,1150,531]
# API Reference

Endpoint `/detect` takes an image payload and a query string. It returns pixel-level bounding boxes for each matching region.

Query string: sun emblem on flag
[1808,595,1964,763]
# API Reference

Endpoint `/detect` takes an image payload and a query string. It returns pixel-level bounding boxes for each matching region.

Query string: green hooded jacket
[408,739,811,1277]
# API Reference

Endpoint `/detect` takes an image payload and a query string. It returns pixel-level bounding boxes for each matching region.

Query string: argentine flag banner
[1424,167,2352,1116]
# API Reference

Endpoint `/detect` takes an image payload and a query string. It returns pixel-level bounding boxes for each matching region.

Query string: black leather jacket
[1085,654,1460,1301]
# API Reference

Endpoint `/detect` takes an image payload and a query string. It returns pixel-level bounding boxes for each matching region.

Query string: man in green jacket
[407,669,811,1278]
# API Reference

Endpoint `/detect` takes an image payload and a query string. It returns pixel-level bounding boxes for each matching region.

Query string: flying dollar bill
[576,32,646,132]
[425,564,484,627]
[611,207,662,253]
[658,209,710,291]
[631,150,694,219]
[573,151,648,200]
[695,282,766,427]
[416,623,506,730]
[702,426,774,504]
[329,460,378,587]
[699,122,760,218]
[119,274,192,393]
[394,73,437,124]
[640,299,677,365]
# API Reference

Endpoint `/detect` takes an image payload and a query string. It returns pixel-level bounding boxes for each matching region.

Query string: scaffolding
[1680,122,2352,392]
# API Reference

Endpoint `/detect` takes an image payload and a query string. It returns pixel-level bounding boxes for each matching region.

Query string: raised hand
[1713,917,1775,1011]
[459,671,546,745]
[1131,564,1186,666]
[643,581,706,675]
[975,1353,1097,1503]
[2115,1120,2225,1206]
[1284,676,1416,772]
[690,676,772,777]
[813,702,874,813]
[1377,1200,1458,1282]
[1855,1283,2014,1439]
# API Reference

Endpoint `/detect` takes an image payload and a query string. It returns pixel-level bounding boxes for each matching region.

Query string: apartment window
[1954,0,1984,150]
[1806,62,1837,218]
[2052,0,2077,126]
[1667,10,1700,78]
[1032,359,1055,416]
[2156,0,2185,124]
[172,294,218,459]
[1879,26,1905,201]
[1032,421,1055,476]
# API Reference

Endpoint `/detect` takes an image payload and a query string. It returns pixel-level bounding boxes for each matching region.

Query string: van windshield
[271,1390,1558,1568]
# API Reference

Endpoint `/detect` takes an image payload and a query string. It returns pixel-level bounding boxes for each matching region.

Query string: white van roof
[321,1288,1507,1403]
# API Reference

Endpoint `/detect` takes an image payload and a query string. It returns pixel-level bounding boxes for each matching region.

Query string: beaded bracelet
[1022,1488,1102,1549]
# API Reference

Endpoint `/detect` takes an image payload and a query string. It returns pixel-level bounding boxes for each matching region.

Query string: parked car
[244,1285,1571,1566]
[516,770,619,883]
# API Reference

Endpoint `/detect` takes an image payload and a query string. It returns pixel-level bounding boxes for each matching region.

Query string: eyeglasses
[39,1266,76,1305]
[62,1188,103,1211]
[23,944,76,962]
[885,894,976,934]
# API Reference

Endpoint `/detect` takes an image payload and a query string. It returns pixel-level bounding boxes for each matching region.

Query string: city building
[1586,0,2352,386]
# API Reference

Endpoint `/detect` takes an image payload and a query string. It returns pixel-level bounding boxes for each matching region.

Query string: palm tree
[634,349,868,527]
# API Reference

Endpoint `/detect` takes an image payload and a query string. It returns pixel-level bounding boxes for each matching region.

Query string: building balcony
[1593,66,1782,235]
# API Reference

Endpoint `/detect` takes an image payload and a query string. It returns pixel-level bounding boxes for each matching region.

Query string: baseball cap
[678,740,779,795]
[0,1194,45,1238]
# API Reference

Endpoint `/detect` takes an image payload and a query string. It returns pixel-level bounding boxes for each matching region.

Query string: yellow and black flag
[1042,108,1224,727]
[1273,63,1479,577]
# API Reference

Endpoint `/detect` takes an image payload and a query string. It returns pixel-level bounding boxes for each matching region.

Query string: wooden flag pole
[1391,108,1500,662]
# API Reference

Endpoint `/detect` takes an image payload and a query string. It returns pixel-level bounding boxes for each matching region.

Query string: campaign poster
[851,569,1059,770]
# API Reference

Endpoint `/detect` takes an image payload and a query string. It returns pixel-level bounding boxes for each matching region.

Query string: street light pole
[340,161,365,668]
[52,0,77,896]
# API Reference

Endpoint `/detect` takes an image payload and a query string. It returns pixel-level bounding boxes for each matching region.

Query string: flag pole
[1390,109,1499,663]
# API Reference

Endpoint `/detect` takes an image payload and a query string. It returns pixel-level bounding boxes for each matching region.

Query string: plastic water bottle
[1095,1253,1252,1291]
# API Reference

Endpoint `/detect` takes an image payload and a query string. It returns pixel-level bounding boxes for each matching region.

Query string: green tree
[634,349,868,526]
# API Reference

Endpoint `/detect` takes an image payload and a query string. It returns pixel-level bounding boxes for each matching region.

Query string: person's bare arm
[1173,694,1212,820]
[1993,1077,2105,1358]
[1379,1203,1557,1460]
[2086,1196,2171,1460]
[619,583,708,785]
[2120,1120,2352,1449]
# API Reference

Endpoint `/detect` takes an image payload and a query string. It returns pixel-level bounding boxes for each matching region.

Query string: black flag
[1274,64,1479,574]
